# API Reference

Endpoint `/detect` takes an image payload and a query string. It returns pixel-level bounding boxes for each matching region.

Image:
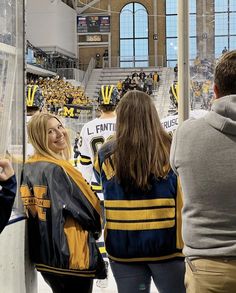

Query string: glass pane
[120,61,134,68]
[215,36,228,57]
[230,36,236,49]
[120,39,133,58]
[230,0,236,11]
[166,38,178,60]
[166,15,177,37]
[168,60,177,67]
[134,3,144,12]
[135,61,148,67]
[121,2,133,12]
[135,39,148,60]
[0,0,16,46]
[189,14,196,36]
[135,8,148,38]
[166,0,177,14]
[189,37,197,59]
[0,51,16,154]
[230,13,236,34]
[215,13,228,35]
[120,10,133,38]
[215,0,228,12]
[189,0,196,14]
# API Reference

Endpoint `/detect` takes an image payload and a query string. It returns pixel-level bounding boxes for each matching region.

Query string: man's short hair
[99,104,116,112]
[214,50,236,97]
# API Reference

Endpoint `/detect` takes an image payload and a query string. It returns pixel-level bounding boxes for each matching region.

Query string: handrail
[81,57,95,89]
[56,68,85,82]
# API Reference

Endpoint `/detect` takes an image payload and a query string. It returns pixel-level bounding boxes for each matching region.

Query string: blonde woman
[94,91,185,293]
[20,112,106,293]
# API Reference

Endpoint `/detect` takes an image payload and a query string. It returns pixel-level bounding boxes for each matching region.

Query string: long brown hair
[114,90,171,192]
[27,112,71,160]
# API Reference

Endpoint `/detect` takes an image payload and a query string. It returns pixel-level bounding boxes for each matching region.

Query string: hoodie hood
[205,95,236,135]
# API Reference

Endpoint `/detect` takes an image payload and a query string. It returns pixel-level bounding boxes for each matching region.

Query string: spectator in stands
[174,63,178,80]
[103,49,109,68]
[222,46,228,54]
[145,74,154,95]
[94,90,185,293]
[139,68,146,81]
[170,50,236,293]
[124,75,131,92]
[152,71,160,90]
[132,72,140,86]
[129,78,137,90]
[96,53,101,68]
[0,159,16,234]
[132,70,138,80]
[116,79,123,95]
[20,112,106,293]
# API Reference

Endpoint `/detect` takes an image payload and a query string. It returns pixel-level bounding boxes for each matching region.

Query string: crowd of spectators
[116,68,160,98]
[170,57,215,112]
[26,75,92,115]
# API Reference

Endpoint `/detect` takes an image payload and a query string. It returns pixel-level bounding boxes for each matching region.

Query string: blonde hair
[114,90,171,192]
[27,112,71,160]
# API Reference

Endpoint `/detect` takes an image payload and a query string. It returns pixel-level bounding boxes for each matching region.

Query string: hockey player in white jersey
[78,85,118,289]
[78,85,118,197]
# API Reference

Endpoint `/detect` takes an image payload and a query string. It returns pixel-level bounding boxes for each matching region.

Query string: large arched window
[214,0,236,57]
[120,3,148,68]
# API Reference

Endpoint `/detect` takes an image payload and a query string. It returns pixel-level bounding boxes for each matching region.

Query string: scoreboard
[77,16,110,33]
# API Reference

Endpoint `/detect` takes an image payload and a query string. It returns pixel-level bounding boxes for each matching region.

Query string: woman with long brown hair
[94,90,185,293]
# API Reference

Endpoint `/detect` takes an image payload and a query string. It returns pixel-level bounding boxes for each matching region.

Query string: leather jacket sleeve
[0,175,17,233]
[49,165,101,235]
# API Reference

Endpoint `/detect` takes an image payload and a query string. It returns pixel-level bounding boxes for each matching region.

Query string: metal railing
[81,57,96,89]
[113,55,164,68]
[57,68,85,82]
[79,54,165,69]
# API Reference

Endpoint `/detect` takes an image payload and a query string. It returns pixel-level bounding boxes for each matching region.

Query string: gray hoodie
[170,95,236,258]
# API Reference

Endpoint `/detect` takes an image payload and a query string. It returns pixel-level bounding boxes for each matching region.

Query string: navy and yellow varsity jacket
[94,141,184,262]
[20,155,106,278]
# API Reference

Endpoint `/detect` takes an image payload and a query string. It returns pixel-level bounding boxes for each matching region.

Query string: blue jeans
[110,259,185,293]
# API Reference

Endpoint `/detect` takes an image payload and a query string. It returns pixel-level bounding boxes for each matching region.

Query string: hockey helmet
[98,85,119,106]
[26,84,44,110]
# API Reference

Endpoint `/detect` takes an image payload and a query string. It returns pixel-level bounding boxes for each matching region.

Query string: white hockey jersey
[78,117,116,199]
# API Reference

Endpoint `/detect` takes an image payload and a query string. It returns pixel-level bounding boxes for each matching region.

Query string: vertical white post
[178,0,190,123]
[108,32,111,68]
[153,0,158,66]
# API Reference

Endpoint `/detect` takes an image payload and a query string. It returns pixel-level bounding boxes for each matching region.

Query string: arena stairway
[85,67,174,120]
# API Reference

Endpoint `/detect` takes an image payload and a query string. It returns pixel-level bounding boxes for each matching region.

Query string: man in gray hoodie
[170,50,236,293]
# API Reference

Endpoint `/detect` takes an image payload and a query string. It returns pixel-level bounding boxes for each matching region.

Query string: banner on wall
[77,16,110,33]
[63,104,93,119]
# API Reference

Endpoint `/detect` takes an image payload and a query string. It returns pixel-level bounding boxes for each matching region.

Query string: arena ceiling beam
[77,0,101,14]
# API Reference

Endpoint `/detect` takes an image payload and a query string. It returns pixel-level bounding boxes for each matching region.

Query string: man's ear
[213,83,220,100]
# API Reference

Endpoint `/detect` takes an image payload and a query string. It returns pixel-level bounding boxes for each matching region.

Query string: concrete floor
[38,269,158,293]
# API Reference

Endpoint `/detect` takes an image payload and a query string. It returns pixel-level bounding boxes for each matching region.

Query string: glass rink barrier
[0,1,36,293]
